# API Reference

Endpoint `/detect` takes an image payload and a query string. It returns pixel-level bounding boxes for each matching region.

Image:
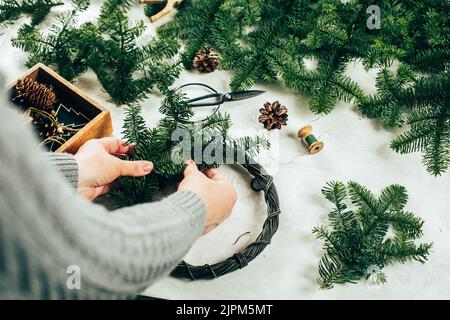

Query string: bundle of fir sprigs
[110,90,269,206]
[314,181,432,289]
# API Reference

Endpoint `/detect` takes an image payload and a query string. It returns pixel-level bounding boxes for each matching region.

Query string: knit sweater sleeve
[0,81,206,299]
[46,153,79,188]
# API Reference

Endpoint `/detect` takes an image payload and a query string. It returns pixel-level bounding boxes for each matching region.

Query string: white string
[278,115,328,167]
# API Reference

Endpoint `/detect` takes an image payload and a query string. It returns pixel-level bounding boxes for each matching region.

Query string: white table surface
[1,1,449,300]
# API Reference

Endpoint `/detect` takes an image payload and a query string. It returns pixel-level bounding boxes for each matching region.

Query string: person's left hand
[74,138,153,200]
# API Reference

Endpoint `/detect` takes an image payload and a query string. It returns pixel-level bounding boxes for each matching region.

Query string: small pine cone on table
[15,77,56,110]
[193,47,219,73]
[259,101,288,130]
[31,113,59,139]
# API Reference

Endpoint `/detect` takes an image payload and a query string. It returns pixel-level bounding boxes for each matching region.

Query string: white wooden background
[1,1,449,299]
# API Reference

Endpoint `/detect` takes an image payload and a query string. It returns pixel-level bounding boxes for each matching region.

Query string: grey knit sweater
[0,76,206,299]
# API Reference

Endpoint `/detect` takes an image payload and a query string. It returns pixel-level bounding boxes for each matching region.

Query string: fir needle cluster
[314,181,432,289]
[0,0,63,29]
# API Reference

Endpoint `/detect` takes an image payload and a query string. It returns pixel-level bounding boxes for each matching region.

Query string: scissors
[175,83,265,107]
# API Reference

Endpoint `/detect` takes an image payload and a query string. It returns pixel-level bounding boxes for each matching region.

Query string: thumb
[205,168,225,181]
[118,160,153,177]
[183,160,199,176]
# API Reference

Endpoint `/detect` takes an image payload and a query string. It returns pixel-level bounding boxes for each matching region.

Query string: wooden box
[7,63,113,154]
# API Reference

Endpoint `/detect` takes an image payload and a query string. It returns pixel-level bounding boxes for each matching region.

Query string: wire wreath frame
[170,162,280,280]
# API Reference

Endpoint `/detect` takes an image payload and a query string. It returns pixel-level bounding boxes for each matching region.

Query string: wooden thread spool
[298,125,324,154]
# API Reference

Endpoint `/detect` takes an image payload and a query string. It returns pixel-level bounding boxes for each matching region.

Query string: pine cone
[258,101,288,130]
[31,110,62,139]
[193,47,219,73]
[15,77,56,110]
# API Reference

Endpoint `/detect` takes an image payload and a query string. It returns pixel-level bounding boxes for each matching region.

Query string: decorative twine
[170,162,281,280]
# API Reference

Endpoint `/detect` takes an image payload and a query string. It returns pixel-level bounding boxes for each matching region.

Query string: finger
[118,160,153,177]
[204,168,226,181]
[126,144,135,156]
[203,223,219,235]
[98,137,131,154]
[183,160,199,176]
[98,181,121,196]
[97,185,112,196]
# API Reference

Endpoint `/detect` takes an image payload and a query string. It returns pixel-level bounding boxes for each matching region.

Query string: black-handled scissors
[175,83,265,107]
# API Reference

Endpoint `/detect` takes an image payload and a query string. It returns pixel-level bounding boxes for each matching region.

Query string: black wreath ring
[170,162,281,280]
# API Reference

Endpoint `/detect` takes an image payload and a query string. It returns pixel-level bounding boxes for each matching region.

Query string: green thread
[304,135,317,147]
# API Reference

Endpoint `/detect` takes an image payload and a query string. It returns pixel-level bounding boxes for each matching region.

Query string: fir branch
[159,0,240,69]
[358,66,416,128]
[314,181,432,289]
[378,184,408,214]
[388,73,450,175]
[87,0,180,104]
[11,2,90,80]
[359,0,449,175]
[227,0,298,90]
[112,90,269,206]
[317,253,353,289]
[158,0,264,72]
[0,0,64,28]
[390,124,434,154]
[121,103,149,147]
[297,0,374,114]
[380,238,432,265]
[388,211,424,239]
[321,181,358,233]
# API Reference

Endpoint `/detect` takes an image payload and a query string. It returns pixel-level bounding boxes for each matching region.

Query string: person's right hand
[178,160,237,234]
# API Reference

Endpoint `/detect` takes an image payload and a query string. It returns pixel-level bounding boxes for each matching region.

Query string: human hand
[74,138,153,200]
[178,160,237,234]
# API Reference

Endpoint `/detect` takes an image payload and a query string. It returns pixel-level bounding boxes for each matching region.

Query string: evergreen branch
[387,211,424,239]
[321,181,359,234]
[347,181,379,222]
[422,111,450,176]
[158,0,236,69]
[85,0,180,104]
[112,90,269,206]
[0,0,64,28]
[313,226,348,263]
[314,181,432,289]
[317,254,351,289]
[380,238,432,265]
[390,126,434,154]
[378,184,408,214]
[412,47,449,73]
[11,3,90,80]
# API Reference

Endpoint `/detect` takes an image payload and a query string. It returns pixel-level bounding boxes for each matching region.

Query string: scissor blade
[229,90,265,101]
